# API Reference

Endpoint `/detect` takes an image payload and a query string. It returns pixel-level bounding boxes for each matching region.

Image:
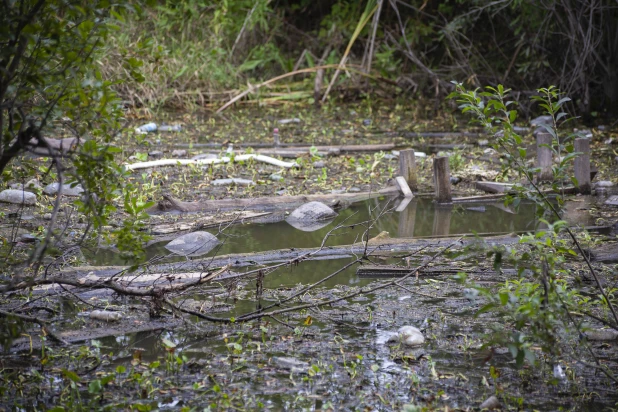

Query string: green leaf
[88,379,103,394]
[61,369,81,383]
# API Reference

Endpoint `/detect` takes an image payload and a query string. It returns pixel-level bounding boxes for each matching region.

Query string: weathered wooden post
[536,132,553,182]
[433,156,452,203]
[432,205,452,236]
[574,137,591,194]
[397,198,417,238]
[399,149,418,191]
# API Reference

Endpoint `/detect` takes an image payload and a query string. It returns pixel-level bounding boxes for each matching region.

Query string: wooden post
[574,138,591,194]
[433,156,452,203]
[432,204,452,236]
[399,149,418,191]
[397,199,417,237]
[536,132,553,182]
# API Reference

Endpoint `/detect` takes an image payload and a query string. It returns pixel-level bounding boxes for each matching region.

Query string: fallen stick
[124,154,297,171]
[148,186,401,214]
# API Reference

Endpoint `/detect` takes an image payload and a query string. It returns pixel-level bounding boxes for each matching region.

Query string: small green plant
[449,83,618,382]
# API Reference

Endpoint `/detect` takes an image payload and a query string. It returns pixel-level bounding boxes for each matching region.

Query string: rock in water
[287,201,338,222]
[0,189,37,205]
[43,183,84,196]
[164,231,219,257]
[286,201,338,231]
[388,326,425,346]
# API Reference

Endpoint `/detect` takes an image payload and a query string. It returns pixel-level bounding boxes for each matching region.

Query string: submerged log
[148,186,400,214]
[59,225,610,281]
[10,319,182,352]
[356,264,516,278]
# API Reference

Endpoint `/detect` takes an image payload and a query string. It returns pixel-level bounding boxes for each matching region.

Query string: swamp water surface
[73,196,616,410]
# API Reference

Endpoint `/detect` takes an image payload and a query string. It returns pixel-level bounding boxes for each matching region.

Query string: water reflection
[86,196,594,267]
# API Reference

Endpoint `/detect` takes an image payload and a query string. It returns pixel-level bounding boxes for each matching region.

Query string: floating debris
[388,326,425,347]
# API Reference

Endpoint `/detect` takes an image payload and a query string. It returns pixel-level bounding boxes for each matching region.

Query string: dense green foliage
[0,1,151,269]
[450,83,617,378]
[103,0,618,114]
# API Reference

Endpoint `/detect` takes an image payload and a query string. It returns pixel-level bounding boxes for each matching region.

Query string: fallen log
[61,233,524,280]
[586,242,618,263]
[147,186,401,214]
[59,225,611,281]
[356,264,518,278]
[10,319,182,352]
[257,143,396,157]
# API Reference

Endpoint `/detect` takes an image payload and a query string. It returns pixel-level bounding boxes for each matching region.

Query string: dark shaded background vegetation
[104,0,618,116]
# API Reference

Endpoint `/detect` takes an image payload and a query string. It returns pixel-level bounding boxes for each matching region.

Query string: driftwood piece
[125,154,297,171]
[148,186,400,214]
[587,242,618,263]
[394,176,413,198]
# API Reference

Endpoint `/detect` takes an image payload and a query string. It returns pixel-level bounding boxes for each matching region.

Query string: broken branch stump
[399,149,418,191]
[433,156,452,203]
[536,132,553,182]
[574,137,591,194]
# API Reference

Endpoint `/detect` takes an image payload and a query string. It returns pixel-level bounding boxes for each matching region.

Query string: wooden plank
[395,176,413,198]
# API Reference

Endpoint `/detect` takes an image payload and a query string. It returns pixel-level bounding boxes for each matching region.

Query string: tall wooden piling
[433,156,452,203]
[574,137,591,194]
[536,132,553,182]
[399,149,418,191]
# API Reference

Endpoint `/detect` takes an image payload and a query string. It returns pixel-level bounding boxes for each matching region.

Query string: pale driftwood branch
[1,265,230,295]
[124,154,298,171]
